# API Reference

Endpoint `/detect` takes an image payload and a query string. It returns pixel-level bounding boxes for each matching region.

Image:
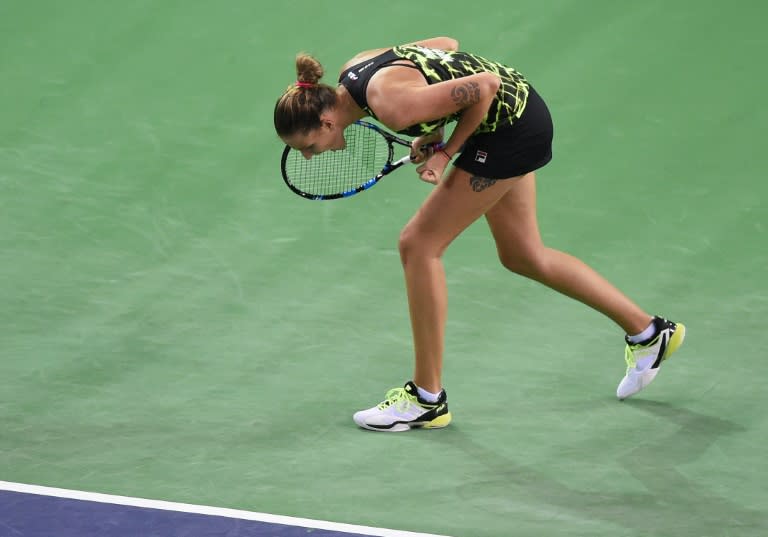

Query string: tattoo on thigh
[470,175,497,192]
[451,81,480,107]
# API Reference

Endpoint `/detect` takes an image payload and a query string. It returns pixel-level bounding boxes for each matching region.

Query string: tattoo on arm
[451,81,480,107]
[470,175,497,192]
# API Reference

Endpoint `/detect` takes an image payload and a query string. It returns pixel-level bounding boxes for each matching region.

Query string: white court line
[0,481,452,537]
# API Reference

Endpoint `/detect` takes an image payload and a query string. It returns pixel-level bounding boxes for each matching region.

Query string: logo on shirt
[358,61,374,73]
[347,72,358,81]
[475,150,488,163]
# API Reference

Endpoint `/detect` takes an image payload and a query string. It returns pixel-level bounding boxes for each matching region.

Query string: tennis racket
[280,120,443,200]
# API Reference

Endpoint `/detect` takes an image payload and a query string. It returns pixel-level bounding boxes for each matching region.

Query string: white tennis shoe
[617,316,686,400]
[353,381,452,432]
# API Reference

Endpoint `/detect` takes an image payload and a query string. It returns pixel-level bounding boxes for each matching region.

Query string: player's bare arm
[340,37,458,74]
[405,36,459,51]
[370,72,501,155]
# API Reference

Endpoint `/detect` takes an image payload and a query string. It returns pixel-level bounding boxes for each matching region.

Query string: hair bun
[295,53,324,85]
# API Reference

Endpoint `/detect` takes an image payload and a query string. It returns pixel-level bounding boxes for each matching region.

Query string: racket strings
[283,124,391,196]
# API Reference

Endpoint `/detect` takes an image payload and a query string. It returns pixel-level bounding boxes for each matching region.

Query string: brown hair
[274,53,338,137]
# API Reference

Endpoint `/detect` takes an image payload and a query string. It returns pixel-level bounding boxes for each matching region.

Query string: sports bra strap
[338,50,421,114]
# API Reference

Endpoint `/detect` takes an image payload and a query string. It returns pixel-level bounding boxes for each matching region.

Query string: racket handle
[394,155,413,167]
[408,141,447,163]
[417,141,445,152]
[413,141,445,154]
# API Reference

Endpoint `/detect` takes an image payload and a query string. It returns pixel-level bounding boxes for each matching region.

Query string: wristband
[439,149,452,160]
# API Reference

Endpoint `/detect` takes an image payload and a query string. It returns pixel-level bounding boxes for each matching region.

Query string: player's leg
[352,166,515,431]
[484,172,651,333]
[400,168,517,393]
[484,172,685,399]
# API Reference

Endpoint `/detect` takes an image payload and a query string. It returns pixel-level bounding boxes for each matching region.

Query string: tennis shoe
[353,381,452,432]
[617,316,686,400]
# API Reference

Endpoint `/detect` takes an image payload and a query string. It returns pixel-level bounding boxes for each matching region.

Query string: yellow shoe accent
[664,322,686,361]
[424,411,452,429]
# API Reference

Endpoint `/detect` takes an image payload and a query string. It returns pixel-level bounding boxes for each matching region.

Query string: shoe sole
[356,412,453,432]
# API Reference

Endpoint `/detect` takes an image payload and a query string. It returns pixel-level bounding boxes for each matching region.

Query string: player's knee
[498,248,547,278]
[398,228,439,265]
[398,228,418,264]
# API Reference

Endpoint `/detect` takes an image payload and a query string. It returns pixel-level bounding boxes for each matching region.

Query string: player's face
[283,119,346,160]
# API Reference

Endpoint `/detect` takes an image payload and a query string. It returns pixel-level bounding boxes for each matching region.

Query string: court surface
[1,1,766,536]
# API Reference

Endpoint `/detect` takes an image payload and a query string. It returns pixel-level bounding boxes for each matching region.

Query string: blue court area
[0,483,448,537]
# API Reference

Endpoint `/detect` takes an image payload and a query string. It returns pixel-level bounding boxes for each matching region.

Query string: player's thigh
[401,168,516,256]
[483,172,544,259]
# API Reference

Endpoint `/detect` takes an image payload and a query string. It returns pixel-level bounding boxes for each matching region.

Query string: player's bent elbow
[415,36,458,51]
[482,72,501,94]
[440,37,459,51]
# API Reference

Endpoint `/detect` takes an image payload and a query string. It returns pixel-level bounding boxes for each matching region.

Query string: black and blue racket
[280,120,443,200]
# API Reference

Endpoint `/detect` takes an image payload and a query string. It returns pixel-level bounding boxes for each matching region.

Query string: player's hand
[416,150,450,184]
[410,144,434,164]
[410,129,444,164]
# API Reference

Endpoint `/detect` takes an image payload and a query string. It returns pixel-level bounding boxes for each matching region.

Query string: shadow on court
[430,400,762,536]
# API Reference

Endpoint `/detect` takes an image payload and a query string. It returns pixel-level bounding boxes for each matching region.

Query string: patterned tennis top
[338,45,530,136]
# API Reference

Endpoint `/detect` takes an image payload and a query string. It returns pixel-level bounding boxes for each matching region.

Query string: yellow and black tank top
[338,45,530,137]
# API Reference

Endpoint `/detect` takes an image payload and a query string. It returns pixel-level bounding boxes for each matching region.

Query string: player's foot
[617,316,686,400]
[353,381,452,432]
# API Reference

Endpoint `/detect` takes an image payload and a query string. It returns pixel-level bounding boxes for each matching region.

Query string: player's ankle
[415,384,441,403]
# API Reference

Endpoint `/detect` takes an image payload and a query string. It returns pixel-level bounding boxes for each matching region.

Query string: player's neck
[334,85,366,128]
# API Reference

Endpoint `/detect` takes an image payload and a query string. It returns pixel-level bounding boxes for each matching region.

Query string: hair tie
[296,81,314,88]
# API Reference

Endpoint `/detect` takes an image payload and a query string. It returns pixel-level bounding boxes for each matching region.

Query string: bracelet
[438,149,452,160]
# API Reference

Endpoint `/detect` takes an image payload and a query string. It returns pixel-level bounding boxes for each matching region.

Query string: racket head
[280,122,398,200]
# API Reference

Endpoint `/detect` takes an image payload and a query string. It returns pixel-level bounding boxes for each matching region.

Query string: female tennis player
[273,36,686,432]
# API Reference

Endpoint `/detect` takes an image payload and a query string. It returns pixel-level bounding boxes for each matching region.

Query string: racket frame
[280,120,442,201]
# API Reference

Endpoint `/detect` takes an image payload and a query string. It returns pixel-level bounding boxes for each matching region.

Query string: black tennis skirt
[453,86,553,179]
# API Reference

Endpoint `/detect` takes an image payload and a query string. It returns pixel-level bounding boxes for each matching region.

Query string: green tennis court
[1,1,766,535]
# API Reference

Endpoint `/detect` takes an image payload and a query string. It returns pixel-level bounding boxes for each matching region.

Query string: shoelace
[624,345,637,372]
[376,387,417,410]
[625,332,663,372]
